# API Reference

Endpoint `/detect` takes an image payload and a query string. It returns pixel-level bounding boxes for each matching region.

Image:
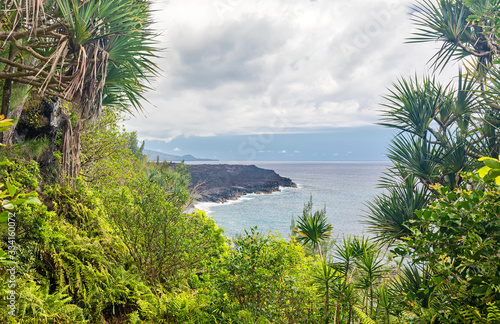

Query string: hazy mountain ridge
[144,149,218,162]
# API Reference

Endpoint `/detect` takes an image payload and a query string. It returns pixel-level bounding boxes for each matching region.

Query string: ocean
[193,161,389,239]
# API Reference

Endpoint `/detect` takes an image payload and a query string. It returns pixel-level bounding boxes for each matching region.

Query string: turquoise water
[194,161,389,239]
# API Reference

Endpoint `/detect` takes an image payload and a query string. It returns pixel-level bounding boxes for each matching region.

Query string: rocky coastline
[188,164,297,203]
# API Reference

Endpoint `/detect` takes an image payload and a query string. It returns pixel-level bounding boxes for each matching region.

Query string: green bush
[206,227,321,323]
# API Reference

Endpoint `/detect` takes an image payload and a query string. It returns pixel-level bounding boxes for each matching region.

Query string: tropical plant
[355,242,385,318]
[394,170,500,321]
[209,227,321,323]
[365,171,431,244]
[331,235,362,324]
[294,197,333,258]
[313,259,340,323]
[0,0,159,178]
[376,284,393,324]
[103,175,226,285]
[367,0,500,245]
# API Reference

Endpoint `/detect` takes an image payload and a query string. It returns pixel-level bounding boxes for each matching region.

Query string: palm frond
[364,177,431,244]
[387,134,442,185]
[408,0,472,71]
[379,75,449,138]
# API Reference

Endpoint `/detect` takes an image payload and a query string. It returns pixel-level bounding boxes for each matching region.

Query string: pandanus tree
[366,0,500,243]
[0,0,158,178]
[295,197,333,259]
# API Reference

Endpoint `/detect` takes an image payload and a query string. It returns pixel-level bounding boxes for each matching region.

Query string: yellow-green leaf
[478,166,491,178]
[483,158,500,170]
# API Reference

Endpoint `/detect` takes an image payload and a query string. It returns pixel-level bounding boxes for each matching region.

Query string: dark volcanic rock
[188,164,296,202]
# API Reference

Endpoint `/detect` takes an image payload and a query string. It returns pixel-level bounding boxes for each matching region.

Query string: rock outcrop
[188,164,296,202]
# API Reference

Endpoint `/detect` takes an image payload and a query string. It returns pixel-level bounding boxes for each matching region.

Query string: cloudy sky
[122,0,445,161]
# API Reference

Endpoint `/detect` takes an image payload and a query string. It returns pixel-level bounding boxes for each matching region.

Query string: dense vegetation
[1,0,500,323]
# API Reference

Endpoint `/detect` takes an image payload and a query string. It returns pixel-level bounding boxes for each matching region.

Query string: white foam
[279,185,300,191]
[195,185,298,214]
[194,195,254,214]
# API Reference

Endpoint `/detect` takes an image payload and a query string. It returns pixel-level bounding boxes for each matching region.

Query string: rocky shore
[188,164,297,202]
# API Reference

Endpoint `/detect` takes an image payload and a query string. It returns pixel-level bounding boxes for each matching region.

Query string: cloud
[123,0,444,141]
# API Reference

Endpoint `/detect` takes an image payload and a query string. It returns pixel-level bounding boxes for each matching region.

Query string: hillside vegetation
[1,0,500,323]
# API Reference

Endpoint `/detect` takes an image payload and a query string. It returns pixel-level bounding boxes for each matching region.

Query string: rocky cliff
[188,164,296,202]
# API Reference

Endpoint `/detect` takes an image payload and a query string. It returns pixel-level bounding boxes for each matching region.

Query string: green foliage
[294,196,333,258]
[1,0,159,115]
[478,155,500,185]
[0,115,14,136]
[209,227,321,323]
[366,2,500,320]
[11,282,86,323]
[312,259,340,322]
[394,172,500,321]
[103,176,226,285]
[80,108,141,186]
[0,159,43,268]
[365,172,431,244]
[126,132,145,161]
[461,303,500,324]
[353,305,376,324]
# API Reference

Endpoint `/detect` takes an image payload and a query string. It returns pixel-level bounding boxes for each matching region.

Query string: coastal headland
[187,164,297,202]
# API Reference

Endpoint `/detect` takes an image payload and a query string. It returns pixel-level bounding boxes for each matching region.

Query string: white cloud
[123,0,445,141]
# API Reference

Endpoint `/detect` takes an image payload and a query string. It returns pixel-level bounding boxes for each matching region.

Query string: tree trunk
[369,283,373,318]
[1,94,28,145]
[1,79,13,118]
[1,45,16,118]
[324,282,329,324]
[71,119,82,178]
[0,45,16,143]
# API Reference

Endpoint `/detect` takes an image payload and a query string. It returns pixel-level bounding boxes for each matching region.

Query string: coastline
[193,185,299,214]
[187,163,297,203]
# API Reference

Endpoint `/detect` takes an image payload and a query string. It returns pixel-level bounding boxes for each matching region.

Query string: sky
[122,0,445,161]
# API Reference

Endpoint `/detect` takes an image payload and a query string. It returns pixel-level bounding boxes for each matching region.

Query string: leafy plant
[395,171,500,321]
[295,197,333,258]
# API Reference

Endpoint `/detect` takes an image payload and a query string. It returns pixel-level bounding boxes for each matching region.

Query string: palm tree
[366,1,500,244]
[355,244,384,318]
[0,0,158,178]
[409,0,499,73]
[332,235,364,324]
[368,72,483,243]
[313,259,340,323]
[377,284,393,324]
[294,197,333,258]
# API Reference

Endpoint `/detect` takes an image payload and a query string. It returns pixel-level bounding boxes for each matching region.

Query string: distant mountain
[144,149,218,162]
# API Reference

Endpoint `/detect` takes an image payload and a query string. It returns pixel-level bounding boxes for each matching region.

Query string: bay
[193,161,389,239]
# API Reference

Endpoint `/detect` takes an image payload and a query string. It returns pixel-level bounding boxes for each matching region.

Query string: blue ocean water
[194,161,389,239]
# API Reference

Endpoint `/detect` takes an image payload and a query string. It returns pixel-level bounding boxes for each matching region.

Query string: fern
[353,306,376,324]
[460,303,500,324]
[155,290,210,323]
[487,303,500,323]
[14,281,86,323]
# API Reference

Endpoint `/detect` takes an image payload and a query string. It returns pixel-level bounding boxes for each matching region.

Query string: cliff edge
[188,164,296,202]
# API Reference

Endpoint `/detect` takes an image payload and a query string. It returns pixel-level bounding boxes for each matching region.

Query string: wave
[195,195,255,214]
[195,184,300,215]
